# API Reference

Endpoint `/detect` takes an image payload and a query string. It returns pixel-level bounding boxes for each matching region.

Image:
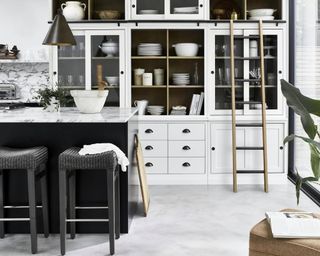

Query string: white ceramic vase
[61,1,86,21]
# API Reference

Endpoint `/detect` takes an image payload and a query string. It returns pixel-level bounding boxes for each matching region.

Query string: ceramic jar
[61,1,86,21]
[154,69,164,86]
[134,68,145,86]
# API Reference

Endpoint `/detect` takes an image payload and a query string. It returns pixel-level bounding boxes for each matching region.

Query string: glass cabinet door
[57,35,86,89]
[168,0,204,19]
[87,31,125,107]
[213,33,244,114]
[131,0,165,19]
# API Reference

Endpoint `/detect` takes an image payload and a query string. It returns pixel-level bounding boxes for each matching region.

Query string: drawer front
[144,158,167,174]
[139,124,167,140]
[168,158,205,174]
[169,141,205,157]
[168,123,205,140]
[141,141,167,157]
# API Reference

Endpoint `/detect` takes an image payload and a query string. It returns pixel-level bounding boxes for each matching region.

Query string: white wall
[0,0,50,61]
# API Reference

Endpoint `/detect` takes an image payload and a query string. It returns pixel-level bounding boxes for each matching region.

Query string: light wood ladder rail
[230,20,269,193]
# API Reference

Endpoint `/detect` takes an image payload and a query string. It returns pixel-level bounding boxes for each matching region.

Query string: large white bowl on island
[70,90,109,114]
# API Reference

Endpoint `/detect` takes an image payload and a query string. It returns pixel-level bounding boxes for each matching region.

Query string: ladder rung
[237,170,265,174]
[235,79,261,82]
[236,147,264,150]
[66,219,109,222]
[234,35,260,39]
[235,101,262,105]
[236,123,263,127]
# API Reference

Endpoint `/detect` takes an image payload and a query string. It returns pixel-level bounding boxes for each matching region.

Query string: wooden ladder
[230,20,268,193]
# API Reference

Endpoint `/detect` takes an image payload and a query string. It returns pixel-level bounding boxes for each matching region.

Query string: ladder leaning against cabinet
[230,20,268,193]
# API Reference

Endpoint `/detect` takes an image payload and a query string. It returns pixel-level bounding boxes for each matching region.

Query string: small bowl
[172,43,201,57]
[105,76,119,86]
[70,90,109,114]
[248,9,276,17]
[98,10,121,20]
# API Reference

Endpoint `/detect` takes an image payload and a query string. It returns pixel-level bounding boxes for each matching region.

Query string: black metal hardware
[182,129,191,134]
[237,170,265,174]
[183,162,191,167]
[236,147,264,150]
[182,146,191,151]
[53,71,57,75]
[132,4,135,8]
[211,147,215,151]
[211,71,214,74]
[120,71,124,75]
[236,123,262,127]
[145,146,153,150]
[236,101,262,105]
[145,163,153,167]
[199,4,203,7]
[280,146,284,150]
[279,70,282,74]
[145,129,153,134]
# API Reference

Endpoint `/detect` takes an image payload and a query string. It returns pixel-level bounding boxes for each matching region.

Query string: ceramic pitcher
[61,1,86,21]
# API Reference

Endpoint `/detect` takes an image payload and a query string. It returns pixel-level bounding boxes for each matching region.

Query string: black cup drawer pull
[182,129,191,134]
[183,162,191,167]
[183,146,191,150]
[145,145,154,150]
[145,162,153,167]
[145,129,154,134]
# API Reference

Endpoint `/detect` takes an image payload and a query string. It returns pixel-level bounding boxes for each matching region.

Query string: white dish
[172,43,200,57]
[139,10,159,15]
[105,76,119,86]
[70,90,109,114]
[249,16,275,21]
[173,6,198,12]
[248,8,276,17]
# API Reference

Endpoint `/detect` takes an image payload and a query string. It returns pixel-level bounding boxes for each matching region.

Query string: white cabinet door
[166,0,205,20]
[131,0,166,19]
[211,123,285,174]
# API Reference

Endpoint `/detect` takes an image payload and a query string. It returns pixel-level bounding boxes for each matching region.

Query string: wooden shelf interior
[209,0,282,20]
[52,0,125,20]
[131,29,205,116]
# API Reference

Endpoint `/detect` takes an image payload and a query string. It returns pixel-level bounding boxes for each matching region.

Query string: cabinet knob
[183,162,191,167]
[182,129,191,134]
[145,145,153,150]
[183,146,191,151]
[211,71,214,75]
[132,4,136,8]
[145,129,153,134]
[211,147,216,151]
[279,70,282,74]
[120,71,124,75]
[145,162,153,167]
[53,71,57,75]
[199,4,203,7]
[280,146,284,150]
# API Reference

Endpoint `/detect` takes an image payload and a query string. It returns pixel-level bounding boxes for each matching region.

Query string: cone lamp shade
[43,10,76,46]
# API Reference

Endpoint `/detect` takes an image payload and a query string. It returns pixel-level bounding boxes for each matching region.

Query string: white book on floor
[196,92,204,115]
[189,94,200,115]
[265,211,320,238]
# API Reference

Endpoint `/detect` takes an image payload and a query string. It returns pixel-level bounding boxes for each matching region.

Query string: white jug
[61,1,86,21]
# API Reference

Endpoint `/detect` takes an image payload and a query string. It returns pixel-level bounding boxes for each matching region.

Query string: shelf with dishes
[131,29,205,116]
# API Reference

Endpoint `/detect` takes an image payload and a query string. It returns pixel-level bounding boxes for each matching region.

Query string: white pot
[99,40,119,57]
[173,43,201,57]
[70,90,109,114]
[61,1,86,21]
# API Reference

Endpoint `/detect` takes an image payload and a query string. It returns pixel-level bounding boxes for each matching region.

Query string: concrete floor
[0,183,318,256]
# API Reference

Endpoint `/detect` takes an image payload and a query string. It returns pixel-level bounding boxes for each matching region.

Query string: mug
[134,100,148,115]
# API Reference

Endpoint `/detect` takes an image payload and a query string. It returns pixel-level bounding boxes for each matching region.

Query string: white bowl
[249,16,275,21]
[248,9,276,17]
[70,90,109,114]
[172,43,201,57]
[105,76,119,86]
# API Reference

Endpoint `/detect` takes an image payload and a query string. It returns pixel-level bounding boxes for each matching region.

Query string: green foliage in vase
[281,79,320,204]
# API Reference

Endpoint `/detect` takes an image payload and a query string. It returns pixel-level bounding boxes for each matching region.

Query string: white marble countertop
[0,107,138,123]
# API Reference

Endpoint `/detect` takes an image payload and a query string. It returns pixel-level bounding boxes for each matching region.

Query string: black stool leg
[68,171,76,239]
[0,169,4,239]
[27,169,37,254]
[59,169,67,255]
[115,169,120,240]
[40,166,49,238]
[107,170,115,255]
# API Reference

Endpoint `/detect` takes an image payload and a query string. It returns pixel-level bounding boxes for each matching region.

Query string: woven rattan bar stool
[58,147,120,256]
[0,146,49,254]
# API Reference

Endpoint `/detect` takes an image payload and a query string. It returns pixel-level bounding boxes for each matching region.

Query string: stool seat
[0,146,48,169]
[249,209,320,256]
[59,147,117,170]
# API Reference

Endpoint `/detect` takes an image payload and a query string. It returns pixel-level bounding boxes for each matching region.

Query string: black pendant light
[43,9,76,46]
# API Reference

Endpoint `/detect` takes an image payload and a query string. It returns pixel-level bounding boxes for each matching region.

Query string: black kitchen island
[0,107,138,234]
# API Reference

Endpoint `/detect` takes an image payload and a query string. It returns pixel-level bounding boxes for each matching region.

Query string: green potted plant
[281,79,320,204]
[33,84,71,112]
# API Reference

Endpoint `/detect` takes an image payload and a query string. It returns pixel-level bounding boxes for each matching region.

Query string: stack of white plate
[137,43,162,56]
[173,6,198,14]
[147,105,165,115]
[172,73,190,85]
[248,9,275,20]
[139,10,159,15]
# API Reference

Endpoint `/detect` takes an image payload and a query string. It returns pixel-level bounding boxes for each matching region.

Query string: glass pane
[58,36,85,89]
[170,0,199,14]
[91,35,120,107]
[136,0,165,15]
[249,35,278,110]
[294,0,320,191]
[215,35,244,110]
